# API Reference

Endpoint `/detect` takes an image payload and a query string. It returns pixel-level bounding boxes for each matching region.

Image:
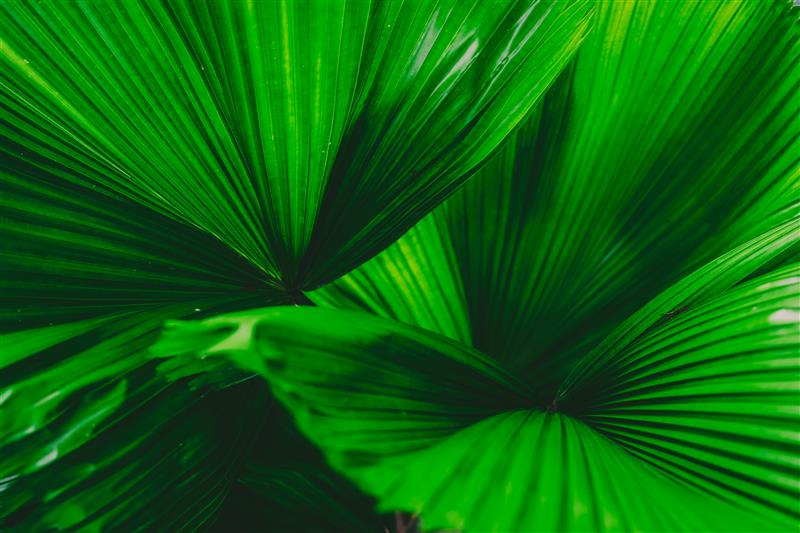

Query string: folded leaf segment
[3,0,799,530]
[1,0,595,528]
[156,0,800,530]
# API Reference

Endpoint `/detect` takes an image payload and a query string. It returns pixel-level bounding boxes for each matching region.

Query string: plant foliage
[1,0,798,531]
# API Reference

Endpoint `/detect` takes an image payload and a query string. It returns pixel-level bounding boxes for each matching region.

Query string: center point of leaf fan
[546,398,558,414]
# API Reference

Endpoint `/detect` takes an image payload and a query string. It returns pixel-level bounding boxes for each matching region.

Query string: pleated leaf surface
[311,0,800,394]
[157,219,799,531]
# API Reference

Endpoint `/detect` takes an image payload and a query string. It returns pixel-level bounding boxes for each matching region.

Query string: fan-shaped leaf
[557,264,800,524]
[1,0,594,288]
[0,160,281,527]
[366,409,792,532]
[310,0,799,393]
[2,0,596,526]
[0,310,266,530]
[152,306,531,461]
[163,222,799,531]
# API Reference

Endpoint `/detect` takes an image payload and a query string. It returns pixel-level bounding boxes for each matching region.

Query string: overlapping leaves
[1,0,595,528]
[155,0,800,531]
[155,225,799,531]
[3,0,799,531]
[312,0,800,389]
[1,0,593,288]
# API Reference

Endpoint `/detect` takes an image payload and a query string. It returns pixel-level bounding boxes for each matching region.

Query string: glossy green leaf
[556,264,800,525]
[0,306,269,529]
[0,294,264,527]
[1,0,593,288]
[310,0,800,394]
[0,164,279,327]
[4,0,799,530]
[0,154,378,530]
[354,410,790,532]
[160,225,799,531]
[0,153,282,527]
[310,213,474,346]
[559,219,799,401]
[152,306,532,460]
[2,0,596,527]
[2,377,266,531]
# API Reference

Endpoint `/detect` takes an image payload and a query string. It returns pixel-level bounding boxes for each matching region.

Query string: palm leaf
[0,74,277,533]
[4,0,799,530]
[0,162,279,527]
[1,0,595,527]
[558,264,800,524]
[153,0,800,529]
[310,0,799,394]
[152,305,530,459]
[157,219,799,531]
[1,0,593,288]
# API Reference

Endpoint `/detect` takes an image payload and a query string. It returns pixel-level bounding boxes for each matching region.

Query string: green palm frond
[311,0,799,391]
[156,217,799,532]
[2,0,592,288]
[154,0,799,530]
[1,162,275,528]
[2,0,595,528]
[3,0,799,531]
